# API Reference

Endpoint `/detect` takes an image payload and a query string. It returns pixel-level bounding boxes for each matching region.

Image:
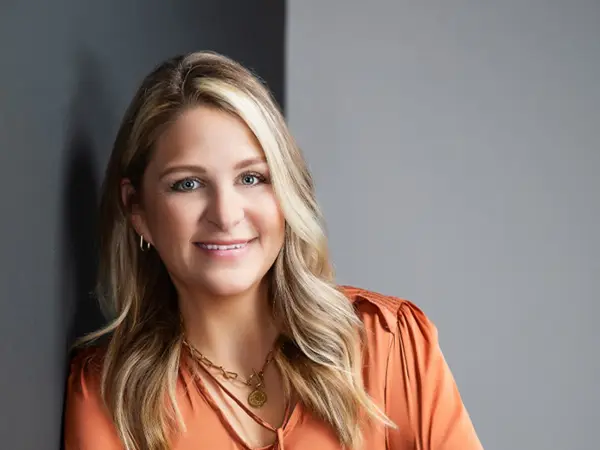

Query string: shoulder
[64,345,122,448]
[66,344,107,411]
[68,345,106,386]
[342,286,484,448]
[339,284,434,336]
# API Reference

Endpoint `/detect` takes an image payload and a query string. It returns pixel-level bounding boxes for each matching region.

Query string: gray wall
[0,1,284,448]
[287,1,599,449]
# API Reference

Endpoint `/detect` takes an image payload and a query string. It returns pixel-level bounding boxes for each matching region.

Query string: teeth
[199,243,246,250]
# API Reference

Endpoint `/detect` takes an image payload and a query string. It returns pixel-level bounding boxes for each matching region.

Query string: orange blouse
[64,286,483,449]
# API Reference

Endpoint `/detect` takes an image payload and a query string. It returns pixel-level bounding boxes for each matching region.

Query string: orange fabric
[64,286,483,449]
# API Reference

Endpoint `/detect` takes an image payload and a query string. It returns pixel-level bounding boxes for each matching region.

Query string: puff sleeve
[388,301,483,449]
[63,351,123,450]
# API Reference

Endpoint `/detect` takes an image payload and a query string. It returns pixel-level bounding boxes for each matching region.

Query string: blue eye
[241,174,258,186]
[171,178,202,192]
[240,172,267,186]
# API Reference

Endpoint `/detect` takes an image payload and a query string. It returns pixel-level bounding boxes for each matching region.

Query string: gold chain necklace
[183,339,275,408]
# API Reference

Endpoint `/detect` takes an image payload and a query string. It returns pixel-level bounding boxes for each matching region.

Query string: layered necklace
[183,339,275,409]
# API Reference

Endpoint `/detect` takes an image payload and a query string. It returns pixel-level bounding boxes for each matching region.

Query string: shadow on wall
[61,51,111,354]
[59,50,114,449]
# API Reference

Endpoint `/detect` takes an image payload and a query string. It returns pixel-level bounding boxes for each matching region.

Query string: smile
[196,242,248,250]
[193,238,256,257]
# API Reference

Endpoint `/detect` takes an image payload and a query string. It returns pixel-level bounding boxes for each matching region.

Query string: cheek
[148,194,202,238]
[255,194,285,238]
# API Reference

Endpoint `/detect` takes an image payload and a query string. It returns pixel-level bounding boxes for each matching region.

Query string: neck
[178,280,280,375]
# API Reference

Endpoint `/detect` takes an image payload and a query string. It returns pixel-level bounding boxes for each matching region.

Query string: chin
[198,273,265,298]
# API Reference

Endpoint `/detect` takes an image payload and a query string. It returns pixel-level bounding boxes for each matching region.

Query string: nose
[205,185,244,231]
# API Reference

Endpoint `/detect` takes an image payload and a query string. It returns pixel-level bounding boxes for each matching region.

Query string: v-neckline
[182,355,301,450]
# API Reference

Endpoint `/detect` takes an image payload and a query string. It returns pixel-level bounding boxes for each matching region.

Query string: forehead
[151,105,264,168]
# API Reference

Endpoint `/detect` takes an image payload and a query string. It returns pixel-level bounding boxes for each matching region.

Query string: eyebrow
[159,157,267,179]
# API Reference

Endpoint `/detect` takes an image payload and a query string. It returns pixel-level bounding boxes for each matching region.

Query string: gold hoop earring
[140,235,152,252]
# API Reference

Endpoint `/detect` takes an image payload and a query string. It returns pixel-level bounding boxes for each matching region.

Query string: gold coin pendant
[248,389,267,408]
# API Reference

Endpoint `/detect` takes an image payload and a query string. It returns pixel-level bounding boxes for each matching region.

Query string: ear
[120,178,154,245]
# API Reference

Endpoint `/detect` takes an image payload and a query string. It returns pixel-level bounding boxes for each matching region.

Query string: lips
[193,238,256,251]
[196,242,248,250]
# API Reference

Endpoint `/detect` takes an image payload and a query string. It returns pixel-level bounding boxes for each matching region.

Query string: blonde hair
[78,51,393,450]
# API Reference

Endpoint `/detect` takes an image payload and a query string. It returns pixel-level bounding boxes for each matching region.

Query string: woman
[64,51,483,450]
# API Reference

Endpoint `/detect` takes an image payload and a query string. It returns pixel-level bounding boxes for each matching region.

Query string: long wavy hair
[78,51,393,450]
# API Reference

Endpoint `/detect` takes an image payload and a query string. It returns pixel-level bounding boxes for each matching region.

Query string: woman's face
[126,105,285,298]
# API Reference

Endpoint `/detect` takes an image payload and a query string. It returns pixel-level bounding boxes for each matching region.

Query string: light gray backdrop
[0,1,284,448]
[287,1,599,449]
